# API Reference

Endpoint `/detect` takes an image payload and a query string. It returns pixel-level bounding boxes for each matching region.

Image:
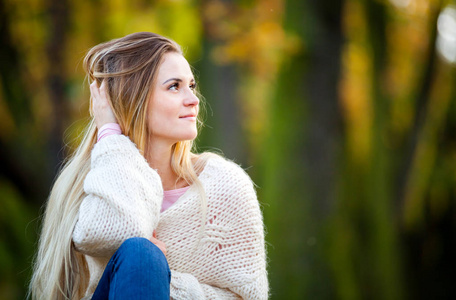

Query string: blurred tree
[335,0,404,298]
[261,0,345,298]
[46,0,71,181]
[0,0,48,203]
[194,0,246,162]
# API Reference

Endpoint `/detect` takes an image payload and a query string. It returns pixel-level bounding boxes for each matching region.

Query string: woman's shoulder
[198,153,261,216]
[197,152,255,187]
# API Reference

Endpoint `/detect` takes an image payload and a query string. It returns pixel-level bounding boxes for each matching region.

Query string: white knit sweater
[72,135,269,299]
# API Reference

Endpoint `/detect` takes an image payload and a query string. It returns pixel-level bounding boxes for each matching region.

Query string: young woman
[29,32,268,299]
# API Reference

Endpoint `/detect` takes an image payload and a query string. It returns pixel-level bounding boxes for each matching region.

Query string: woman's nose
[184,90,199,106]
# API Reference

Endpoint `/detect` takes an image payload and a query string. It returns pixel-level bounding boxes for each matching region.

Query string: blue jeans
[92,237,171,300]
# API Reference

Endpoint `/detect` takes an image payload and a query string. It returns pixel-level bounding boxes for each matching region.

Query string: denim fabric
[92,237,171,300]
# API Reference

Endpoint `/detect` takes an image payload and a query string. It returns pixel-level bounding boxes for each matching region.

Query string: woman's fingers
[91,81,108,108]
[149,235,167,257]
[90,81,101,103]
[90,80,117,129]
[99,80,108,99]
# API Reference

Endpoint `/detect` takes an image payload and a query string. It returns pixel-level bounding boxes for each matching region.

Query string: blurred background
[1,0,456,299]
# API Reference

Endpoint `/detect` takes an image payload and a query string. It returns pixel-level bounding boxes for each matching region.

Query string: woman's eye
[190,83,197,91]
[169,83,179,91]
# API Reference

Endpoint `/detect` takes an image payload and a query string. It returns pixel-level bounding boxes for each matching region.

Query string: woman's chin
[177,131,198,142]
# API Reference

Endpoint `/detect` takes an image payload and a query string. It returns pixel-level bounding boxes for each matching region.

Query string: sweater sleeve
[169,161,269,300]
[170,270,242,299]
[72,134,163,257]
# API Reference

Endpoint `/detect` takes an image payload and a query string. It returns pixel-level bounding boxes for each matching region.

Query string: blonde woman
[29,32,268,299]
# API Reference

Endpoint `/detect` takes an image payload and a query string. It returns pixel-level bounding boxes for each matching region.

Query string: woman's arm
[73,81,163,257]
[170,270,269,300]
[72,134,163,257]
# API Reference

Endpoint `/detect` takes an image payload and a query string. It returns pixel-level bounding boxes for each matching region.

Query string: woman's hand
[150,230,167,257]
[90,80,117,129]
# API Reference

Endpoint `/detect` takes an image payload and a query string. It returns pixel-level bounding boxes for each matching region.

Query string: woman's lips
[179,115,196,121]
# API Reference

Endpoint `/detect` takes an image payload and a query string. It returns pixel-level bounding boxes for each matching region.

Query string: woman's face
[147,52,199,144]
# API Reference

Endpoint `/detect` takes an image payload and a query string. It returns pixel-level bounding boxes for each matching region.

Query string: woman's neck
[145,140,185,191]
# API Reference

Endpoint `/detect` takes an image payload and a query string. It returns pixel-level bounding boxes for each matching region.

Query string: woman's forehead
[158,52,194,81]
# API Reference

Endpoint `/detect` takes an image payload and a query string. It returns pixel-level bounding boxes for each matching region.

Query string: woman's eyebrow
[162,78,182,85]
[162,77,195,85]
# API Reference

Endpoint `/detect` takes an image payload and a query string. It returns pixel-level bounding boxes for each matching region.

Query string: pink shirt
[97,123,189,212]
[161,186,190,213]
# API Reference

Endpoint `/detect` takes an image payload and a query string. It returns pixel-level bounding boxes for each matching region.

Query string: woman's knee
[94,237,171,298]
[115,237,169,273]
[118,237,154,254]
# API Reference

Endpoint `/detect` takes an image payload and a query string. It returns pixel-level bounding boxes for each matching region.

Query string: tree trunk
[261,0,344,298]
[196,0,247,164]
[46,0,71,178]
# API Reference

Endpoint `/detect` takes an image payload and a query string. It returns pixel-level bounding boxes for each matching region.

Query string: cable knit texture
[72,135,269,299]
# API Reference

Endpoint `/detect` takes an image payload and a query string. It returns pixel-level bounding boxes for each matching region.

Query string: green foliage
[0,180,38,299]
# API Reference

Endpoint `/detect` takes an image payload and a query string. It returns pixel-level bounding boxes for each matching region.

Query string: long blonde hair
[29,32,210,299]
